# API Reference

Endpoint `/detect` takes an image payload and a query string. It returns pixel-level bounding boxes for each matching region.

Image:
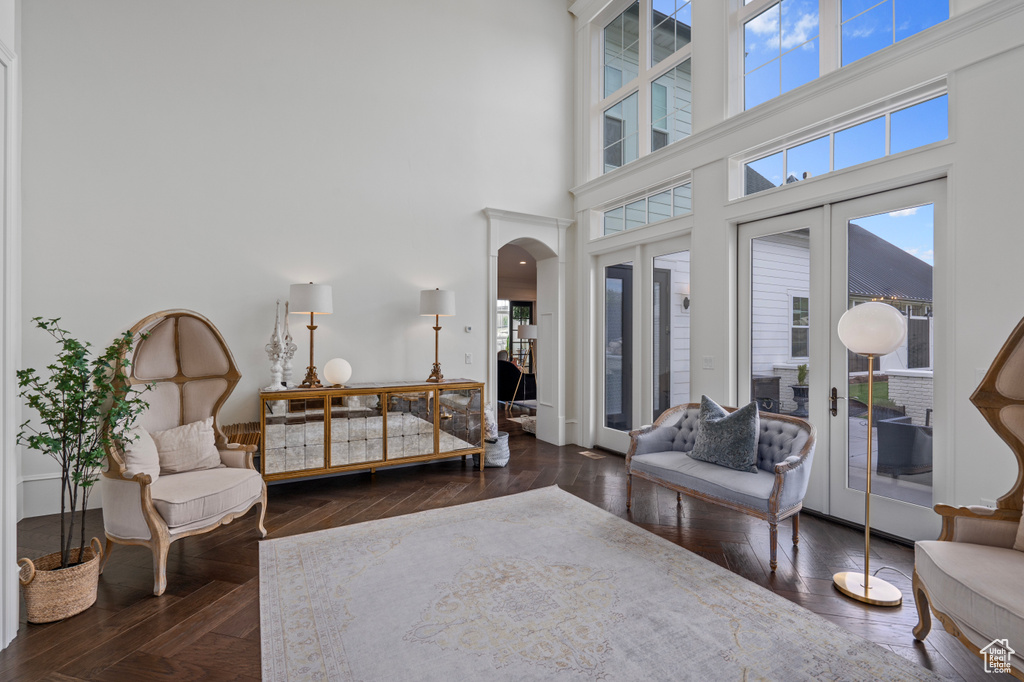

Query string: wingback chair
[913,317,1024,676]
[100,310,267,595]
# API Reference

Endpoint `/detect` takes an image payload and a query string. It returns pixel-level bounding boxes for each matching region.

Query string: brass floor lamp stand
[833,353,902,607]
[426,316,443,383]
[300,312,322,388]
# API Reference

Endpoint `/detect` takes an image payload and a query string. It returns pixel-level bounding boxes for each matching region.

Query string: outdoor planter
[790,384,809,417]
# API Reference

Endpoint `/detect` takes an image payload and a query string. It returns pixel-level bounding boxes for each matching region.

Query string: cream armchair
[913,317,1024,677]
[100,310,267,596]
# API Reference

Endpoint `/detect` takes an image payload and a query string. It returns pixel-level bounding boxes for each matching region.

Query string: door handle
[829,387,846,417]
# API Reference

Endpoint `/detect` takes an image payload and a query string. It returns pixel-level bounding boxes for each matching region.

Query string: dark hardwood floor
[1,416,1004,680]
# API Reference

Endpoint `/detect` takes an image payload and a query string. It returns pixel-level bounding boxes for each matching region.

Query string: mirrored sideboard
[259,379,485,482]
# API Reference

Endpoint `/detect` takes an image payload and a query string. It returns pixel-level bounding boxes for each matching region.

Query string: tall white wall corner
[0,27,21,651]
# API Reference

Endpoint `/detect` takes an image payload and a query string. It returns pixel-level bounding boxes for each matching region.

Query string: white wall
[570,0,1024,524]
[18,0,574,516]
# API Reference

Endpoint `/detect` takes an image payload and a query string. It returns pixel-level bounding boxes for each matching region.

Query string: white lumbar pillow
[151,416,223,474]
[122,425,160,482]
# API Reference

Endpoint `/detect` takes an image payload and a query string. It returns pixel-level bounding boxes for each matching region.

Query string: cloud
[904,247,934,264]
[781,14,818,50]
[888,207,920,217]
[747,10,778,36]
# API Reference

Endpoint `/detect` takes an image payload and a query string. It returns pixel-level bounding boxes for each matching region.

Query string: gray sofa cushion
[756,419,810,472]
[688,396,759,473]
[671,409,700,451]
[631,451,776,511]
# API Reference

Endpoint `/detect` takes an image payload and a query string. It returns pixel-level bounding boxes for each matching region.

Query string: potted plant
[16,318,149,623]
[791,363,809,417]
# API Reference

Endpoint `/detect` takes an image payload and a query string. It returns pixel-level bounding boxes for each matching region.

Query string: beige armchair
[100,310,267,596]
[913,317,1024,677]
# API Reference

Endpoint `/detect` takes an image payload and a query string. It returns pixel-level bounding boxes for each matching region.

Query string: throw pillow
[151,416,223,474]
[688,395,760,474]
[122,425,160,482]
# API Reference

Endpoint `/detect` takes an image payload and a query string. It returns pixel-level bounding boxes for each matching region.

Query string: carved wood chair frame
[101,309,267,595]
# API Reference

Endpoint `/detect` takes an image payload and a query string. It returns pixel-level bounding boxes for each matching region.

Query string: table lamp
[833,301,907,607]
[290,282,333,388]
[420,288,455,383]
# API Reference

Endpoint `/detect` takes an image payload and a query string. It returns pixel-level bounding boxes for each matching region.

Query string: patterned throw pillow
[688,395,760,474]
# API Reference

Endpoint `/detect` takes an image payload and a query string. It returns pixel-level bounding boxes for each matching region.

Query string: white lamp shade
[290,283,333,315]
[420,289,456,316]
[837,302,907,356]
[517,324,538,340]
[323,358,353,386]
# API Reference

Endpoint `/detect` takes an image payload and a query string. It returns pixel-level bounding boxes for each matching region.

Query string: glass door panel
[605,262,633,432]
[844,206,934,508]
[652,251,690,420]
[738,208,827,513]
[829,180,945,541]
[750,229,811,417]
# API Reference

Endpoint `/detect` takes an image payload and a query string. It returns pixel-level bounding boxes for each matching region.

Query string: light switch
[702,356,714,370]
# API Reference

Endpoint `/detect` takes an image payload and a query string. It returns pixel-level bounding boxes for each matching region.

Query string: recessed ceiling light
[520,261,527,265]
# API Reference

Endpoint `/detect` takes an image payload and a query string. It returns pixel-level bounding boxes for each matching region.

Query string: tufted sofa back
[661,404,812,473]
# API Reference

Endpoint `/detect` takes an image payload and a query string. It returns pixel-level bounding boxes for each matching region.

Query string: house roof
[848,222,933,304]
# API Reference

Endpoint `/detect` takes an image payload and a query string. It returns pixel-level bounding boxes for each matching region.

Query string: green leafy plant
[17,318,150,569]
[796,363,809,386]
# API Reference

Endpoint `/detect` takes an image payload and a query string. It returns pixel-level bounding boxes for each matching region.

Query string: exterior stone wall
[887,370,934,426]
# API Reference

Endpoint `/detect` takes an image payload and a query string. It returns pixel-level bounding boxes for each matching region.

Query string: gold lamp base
[833,571,903,606]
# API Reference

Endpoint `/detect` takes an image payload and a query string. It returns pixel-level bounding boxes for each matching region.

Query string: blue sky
[853,204,934,266]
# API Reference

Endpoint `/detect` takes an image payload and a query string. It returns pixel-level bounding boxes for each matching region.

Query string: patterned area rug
[260,486,936,681]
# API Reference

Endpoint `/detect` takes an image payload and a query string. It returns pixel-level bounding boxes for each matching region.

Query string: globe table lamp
[420,288,456,383]
[290,282,333,388]
[833,301,908,607]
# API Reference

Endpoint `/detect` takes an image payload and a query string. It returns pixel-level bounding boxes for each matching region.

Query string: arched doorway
[484,209,572,446]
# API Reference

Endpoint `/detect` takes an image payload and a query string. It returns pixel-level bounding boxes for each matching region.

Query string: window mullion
[819,0,839,77]
[638,0,653,158]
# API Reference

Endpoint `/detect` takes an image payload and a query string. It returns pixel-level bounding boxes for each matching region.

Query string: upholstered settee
[626,403,816,570]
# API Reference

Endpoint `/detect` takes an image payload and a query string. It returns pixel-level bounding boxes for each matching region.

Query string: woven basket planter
[18,537,103,624]
[474,431,511,468]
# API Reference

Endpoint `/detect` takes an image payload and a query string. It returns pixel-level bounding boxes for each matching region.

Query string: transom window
[744,0,819,110]
[842,1,948,67]
[743,93,948,196]
[604,181,692,235]
[600,1,694,175]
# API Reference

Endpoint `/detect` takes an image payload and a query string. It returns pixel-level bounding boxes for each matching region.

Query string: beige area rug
[260,486,937,681]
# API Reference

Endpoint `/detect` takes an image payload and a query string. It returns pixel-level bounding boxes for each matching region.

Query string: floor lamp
[833,301,908,607]
[511,324,537,415]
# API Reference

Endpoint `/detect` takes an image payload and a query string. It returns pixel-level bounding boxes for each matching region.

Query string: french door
[596,236,691,452]
[828,181,946,540]
[739,180,946,540]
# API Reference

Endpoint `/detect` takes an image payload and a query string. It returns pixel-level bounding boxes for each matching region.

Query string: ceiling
[497,243,537,284]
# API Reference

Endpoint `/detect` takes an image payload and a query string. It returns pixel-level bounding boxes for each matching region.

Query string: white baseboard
[19,474,104,520]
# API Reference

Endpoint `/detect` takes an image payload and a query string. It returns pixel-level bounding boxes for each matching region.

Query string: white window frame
[594,0,695,178]
[733,0,838,116]
[789,291,810,360]
[731,77,948,199]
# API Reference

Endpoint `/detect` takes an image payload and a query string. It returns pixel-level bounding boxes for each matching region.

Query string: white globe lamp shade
[323,358,353,386]
[837,302,907,356]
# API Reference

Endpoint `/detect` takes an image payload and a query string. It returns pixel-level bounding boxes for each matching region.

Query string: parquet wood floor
[1,417,1006,680]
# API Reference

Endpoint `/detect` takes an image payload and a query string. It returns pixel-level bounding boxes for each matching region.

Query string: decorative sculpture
[281,300,298,387]
[264,300,285,391]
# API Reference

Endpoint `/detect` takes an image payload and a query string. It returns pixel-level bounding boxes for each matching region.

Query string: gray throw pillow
[688,395,760,473]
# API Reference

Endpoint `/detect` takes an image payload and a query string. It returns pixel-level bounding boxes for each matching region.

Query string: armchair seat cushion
[916,540,1024,647]
[631,451,776,512]
[151,467,264,529]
